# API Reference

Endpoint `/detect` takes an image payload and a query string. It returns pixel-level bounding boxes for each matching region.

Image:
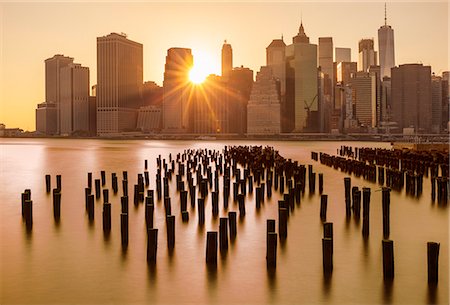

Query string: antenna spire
[384,3,387,26]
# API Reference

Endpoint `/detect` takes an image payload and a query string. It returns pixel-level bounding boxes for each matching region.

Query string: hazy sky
[0,1,448,130]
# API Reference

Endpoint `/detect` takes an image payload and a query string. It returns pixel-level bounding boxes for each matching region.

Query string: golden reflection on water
[0,138,448,304]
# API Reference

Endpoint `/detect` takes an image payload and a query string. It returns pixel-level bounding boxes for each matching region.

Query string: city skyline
[0,2,448,130]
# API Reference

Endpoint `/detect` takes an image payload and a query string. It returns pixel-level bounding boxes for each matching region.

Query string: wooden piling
[45,174,51,193]
[266,232,277,268]
[219,217,228,252]
[427,242,440,283]
[322,238,333,274]
[319,173,323,194]
[87,172,92,189]
[121,213,128,246]
[228,211,237,240]
[87,194,94,220]
[320,194,328,221]
[382,187,391,238]
[53,189,61,220]
[382,239,394,280]
[278,208,288,239]
[237,194,245,217]
[166,215,175,249]
[102,202,111,232]
[95,179,101,199]
[147,228,158,264]
[101,170,106,186]
[56,174,61,192]
[198,198,205,225]
[206,231,218,265]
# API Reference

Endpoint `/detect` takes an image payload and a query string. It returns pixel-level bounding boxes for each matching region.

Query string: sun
[189,49,219,84]
[189,66,207,84]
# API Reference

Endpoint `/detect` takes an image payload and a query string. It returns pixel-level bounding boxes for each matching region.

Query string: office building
[59,63,90,135]
[431,75,443,133]
[358,39,377,72]
[378,4,395,78]
[222,41,233,81]
[247,66,281,134]
[97,33,143,135]
[162,48,193,133]
[267,37,287,130]
[337,62,357,85]
[143,81,163,107]
[335,47,351,63]
[45,54,74,134]
[285,21,318,132]
[351,71,377,128]
[137,106,162,132]
[35,101,57,135]
[441,71,449,130]
[229,66,253,134]
[391,64,432,132]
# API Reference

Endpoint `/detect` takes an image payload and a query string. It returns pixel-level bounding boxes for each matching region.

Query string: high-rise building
[335,47,351,63]
[358,39,377,72]
[45,54,74,134]
[97,33,143,135]
[162,48,193,133]
[391,64,432,132]
[319,37,334,96]
[266,37,286,130]
[378,4,395,79]
[137,106,162,132]
[222,41,233,81]
[35,101,57,135]
[351,71,378,128]
[442,72,450,130]
[247,66,281,134]
[229,66,253,135]
[337,62,357,85]
[431,75,443,133]
[286,21,318,132]
[59,63,90,135]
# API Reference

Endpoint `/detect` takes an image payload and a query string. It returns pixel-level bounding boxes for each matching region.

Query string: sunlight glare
[189,50,218,84]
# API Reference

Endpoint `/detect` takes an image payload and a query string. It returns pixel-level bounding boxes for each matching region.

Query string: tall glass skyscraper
[378,5,395,78]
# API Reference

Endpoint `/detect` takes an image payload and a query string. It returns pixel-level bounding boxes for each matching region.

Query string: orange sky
[0,1,448,131]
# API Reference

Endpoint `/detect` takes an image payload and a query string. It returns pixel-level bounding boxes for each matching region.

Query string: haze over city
[0,1,448,131]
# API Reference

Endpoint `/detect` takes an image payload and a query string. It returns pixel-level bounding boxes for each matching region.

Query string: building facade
[378,6,395,78]
[358,39,377,72]
[162,48,193,133]
[45,54,74,134]
[391,64,432,132]
[221,41,232,81]
[96,33,143,135]
[285,22,318,132]
[247,66,281,134]
[59,63,90,135]
[36,102,57,135]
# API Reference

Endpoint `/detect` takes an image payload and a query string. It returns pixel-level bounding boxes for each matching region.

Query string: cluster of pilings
[315,145,448,204]
[21,144,443,284]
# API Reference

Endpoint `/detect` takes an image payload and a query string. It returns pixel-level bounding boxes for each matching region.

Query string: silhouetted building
[358,39,377,72]
[391,64,432,132]
[351,71,378,128]
[36,101,57,135]
[442,71,450,130]
[378,4,395,78]
[229,66,253,135]
[60,63,90,135]
[247,66,281,134]
[380,76,392,129]
[137,106,162,132]
[222,41,233,81]
[286,21,318,132]
[45,54,74,134]
[319,37,334,132]
[143,81,163,107]
[162,48,193,133]
[97,33,143,135]
[335,47,351,63]
[431,75,443,133]
[266,37,287,131]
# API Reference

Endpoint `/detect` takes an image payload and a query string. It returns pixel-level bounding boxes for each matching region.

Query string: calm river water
[0,139,448,304]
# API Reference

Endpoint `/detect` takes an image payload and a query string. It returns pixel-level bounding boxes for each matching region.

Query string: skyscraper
[45,54,74,134]
[266,37,286,130]
[59,63,90,135]
[247,66,281,134]
[35,101,57,135]
[96,33,143,135]
[358,39,377,72]
[391,64,432,132]
[378,4,395,78]
[335,47,351,63]
[286,21,318,132]
[431,75,443,133]
[351,71,378,128]
[162,48,193,133]
[221,41,232,81]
